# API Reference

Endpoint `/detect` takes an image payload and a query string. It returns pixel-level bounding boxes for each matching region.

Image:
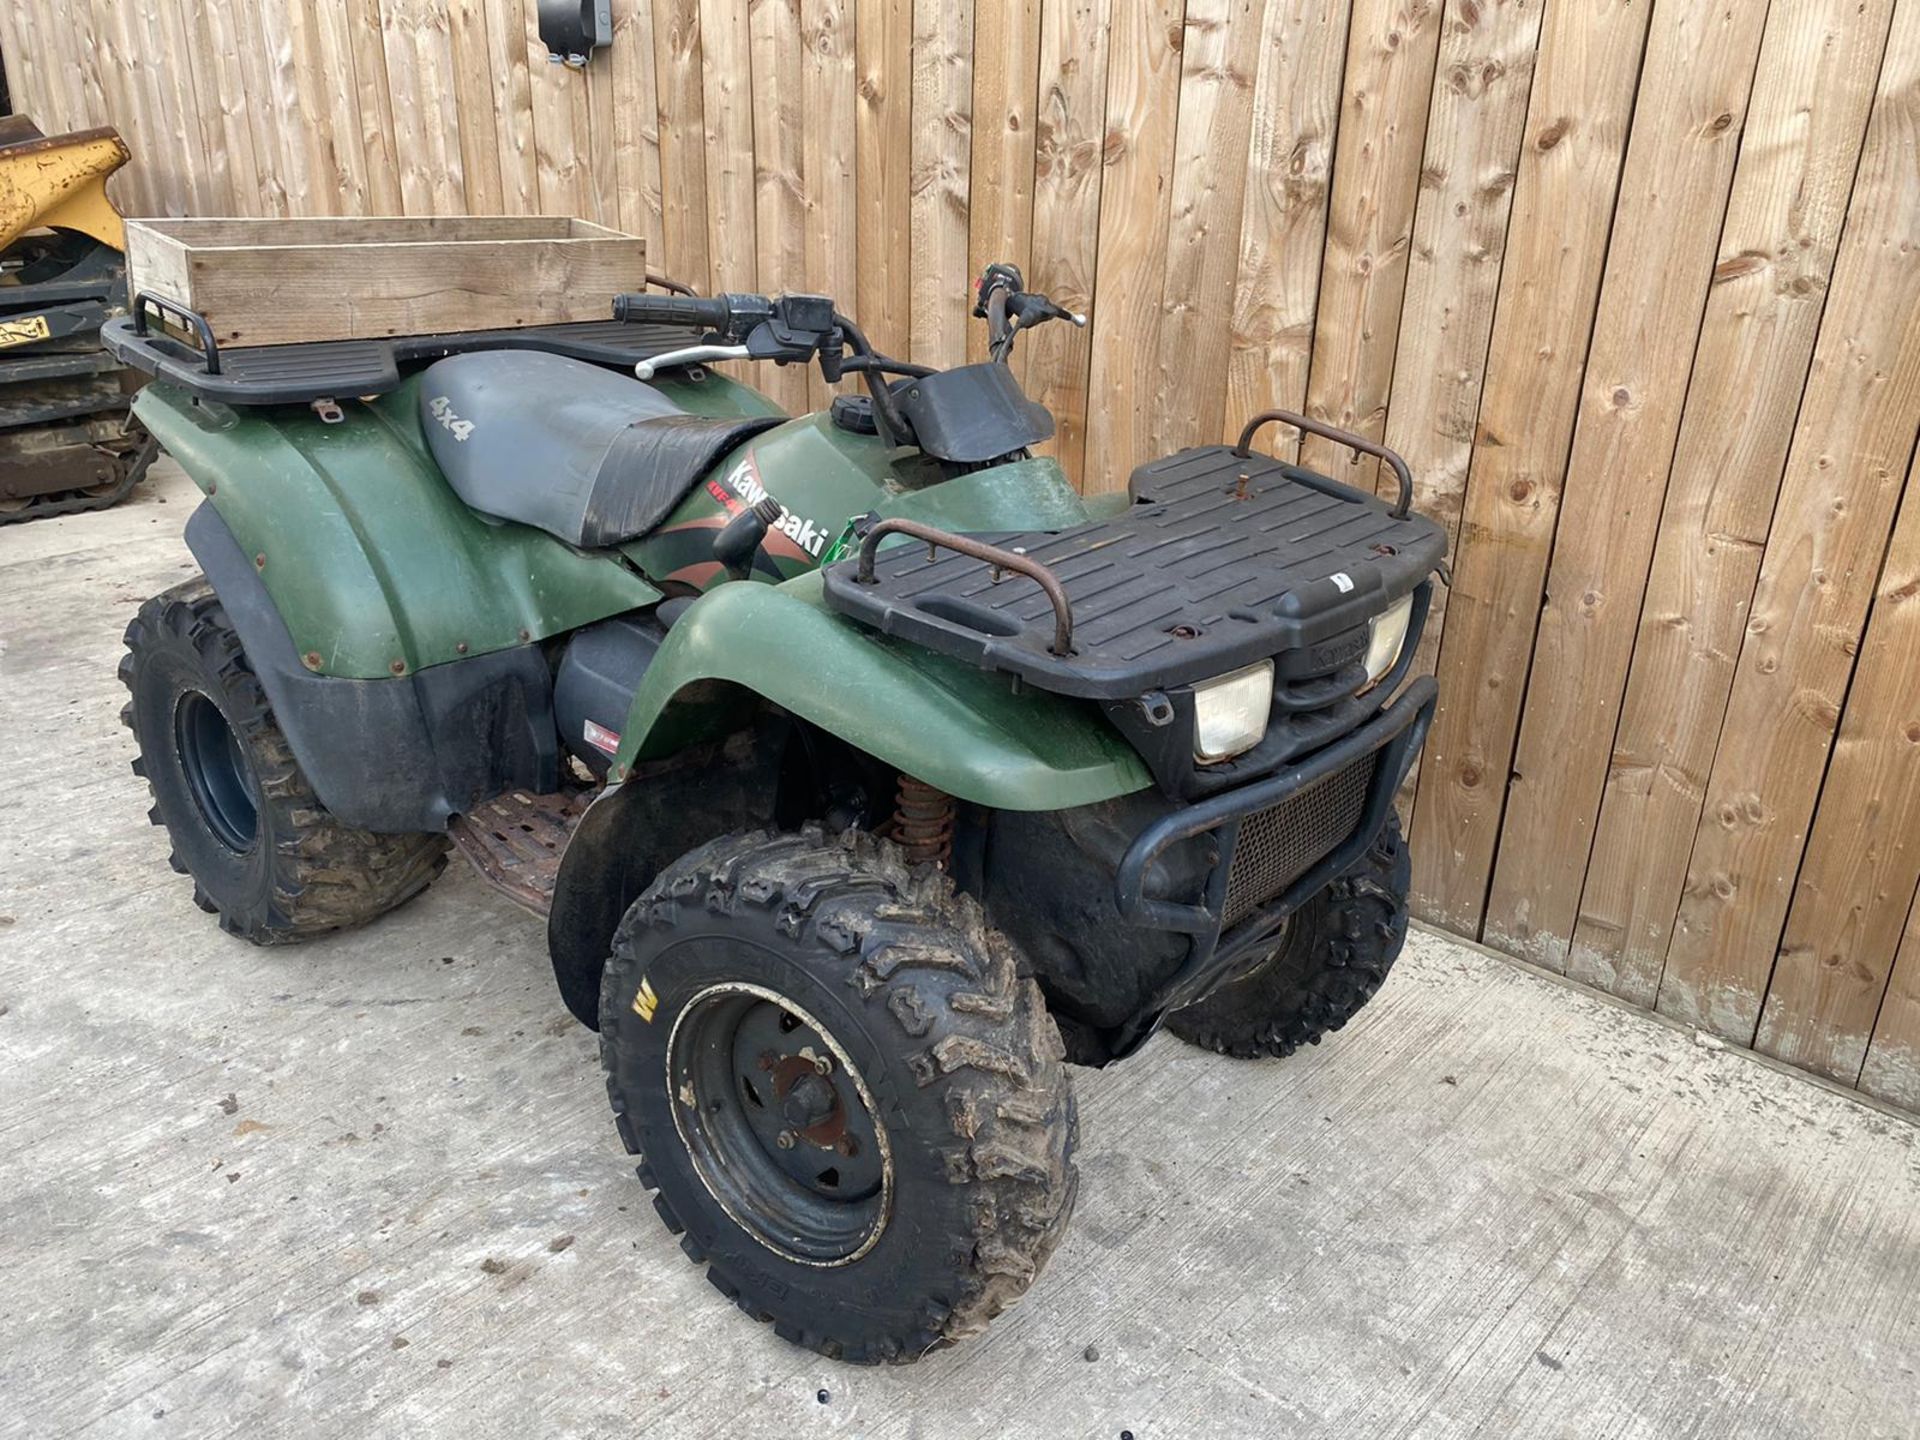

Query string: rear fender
[133,378,659,679]
[607,572,1153,812]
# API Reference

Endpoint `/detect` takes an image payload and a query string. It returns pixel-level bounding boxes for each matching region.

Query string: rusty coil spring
[892,774,955,868]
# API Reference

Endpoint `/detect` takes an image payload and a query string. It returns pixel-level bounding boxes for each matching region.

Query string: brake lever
[635,344,752,379]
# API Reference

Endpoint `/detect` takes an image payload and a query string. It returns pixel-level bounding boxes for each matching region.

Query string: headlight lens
[1192,660,1274,763]
[1363,594,1416,688]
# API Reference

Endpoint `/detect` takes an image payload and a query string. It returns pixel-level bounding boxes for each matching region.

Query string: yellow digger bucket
[0,119,131,253]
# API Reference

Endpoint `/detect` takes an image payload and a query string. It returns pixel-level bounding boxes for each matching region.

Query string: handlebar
[611,292,736,330]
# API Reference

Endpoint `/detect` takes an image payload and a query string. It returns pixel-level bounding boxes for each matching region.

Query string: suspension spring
[892,774,956,868]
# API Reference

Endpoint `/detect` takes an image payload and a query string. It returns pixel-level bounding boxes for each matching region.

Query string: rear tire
[1166,815,1411,1059]
[120,576,448,943]
[599,826,1077,1363]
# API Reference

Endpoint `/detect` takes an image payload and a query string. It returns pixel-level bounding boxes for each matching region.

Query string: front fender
[610,572,1152,811]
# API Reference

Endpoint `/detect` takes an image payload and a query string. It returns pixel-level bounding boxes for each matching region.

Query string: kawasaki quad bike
[104,263,1443,1363]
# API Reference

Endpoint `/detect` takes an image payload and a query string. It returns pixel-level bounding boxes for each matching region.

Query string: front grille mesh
[1221,754,1375,929]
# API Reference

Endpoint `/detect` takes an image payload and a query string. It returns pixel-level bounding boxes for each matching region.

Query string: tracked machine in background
[0,116,155,524]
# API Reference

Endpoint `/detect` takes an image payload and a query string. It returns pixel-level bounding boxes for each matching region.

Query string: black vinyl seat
[418,351,781,549]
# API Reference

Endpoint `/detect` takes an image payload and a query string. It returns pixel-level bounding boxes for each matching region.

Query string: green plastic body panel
[609,569,1150,810]
[134,377,660,679]
[621,411,1093,587]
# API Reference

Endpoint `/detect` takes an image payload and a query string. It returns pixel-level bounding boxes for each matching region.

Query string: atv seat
[419,352,780,550]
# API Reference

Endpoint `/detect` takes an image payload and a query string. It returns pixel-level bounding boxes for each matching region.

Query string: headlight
[1192,660,1273,763]
[1363,594,1416,688]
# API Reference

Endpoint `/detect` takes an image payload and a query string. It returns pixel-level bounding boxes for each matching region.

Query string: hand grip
[611,292,734,330]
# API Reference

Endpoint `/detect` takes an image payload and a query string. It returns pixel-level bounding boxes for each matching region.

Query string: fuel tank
[618,408,1097,591]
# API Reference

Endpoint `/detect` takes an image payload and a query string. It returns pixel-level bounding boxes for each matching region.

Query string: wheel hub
[669,983,892,1266]
[172,689,259,852]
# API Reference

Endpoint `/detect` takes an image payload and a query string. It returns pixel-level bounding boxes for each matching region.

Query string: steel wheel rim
[173,689,259,852]
[666,981,893,1267]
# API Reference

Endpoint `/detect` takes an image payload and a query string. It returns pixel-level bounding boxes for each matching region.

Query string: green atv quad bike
[105,264,1442,1363]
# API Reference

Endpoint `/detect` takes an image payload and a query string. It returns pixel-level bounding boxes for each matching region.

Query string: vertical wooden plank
[965,0,1042,365]
[1149,0,1265,457]
[1862,884,1920,1109]
[699,0,758,292]
[1407,0,1653,936]
[1568,0,1896,1003]
[854,0,912,356]
[1483,0,1773,969]
[609,0,667,255]
[483,0,541,214]
[1079,0,1185,493]
[653,0,711,280]
[313,0,378,212]
[449,0,508,213]
[0,4,36,127]
[1023,0,1115,483]
[346,0,405,212]
[250,0,317,216]
[381,0,442,212]
[527,0,593,217]
[1298,0,1444,483]
[909,0,973,368]
[128,0,220,214]
[801,0,858,405]
[751,0,813,412]
[188,0,269,216]
[583,45,623,227]
[228,0,293,216]
[1657,0,1920,1040]
[1759,448,1920,1080]
[1221,0,1350,450]
[1380,0,1545,709]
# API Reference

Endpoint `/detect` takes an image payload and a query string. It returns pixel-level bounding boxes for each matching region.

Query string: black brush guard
[825,412,1446,1056]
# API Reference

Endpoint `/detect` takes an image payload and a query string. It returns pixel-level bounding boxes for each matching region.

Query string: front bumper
[1106,674,1437,1054]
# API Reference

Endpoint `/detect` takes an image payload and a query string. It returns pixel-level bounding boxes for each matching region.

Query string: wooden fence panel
[1406,0,1652,935]
[1079,0,1184,493]
[1299,0,1443,485]
[6,0,1919,1107]
[1221,0,1349,452]
[1379,0,1545,802]
[1567,0,1896,1005]
[1656,0,1920,1042]
[1482,0,1772,970]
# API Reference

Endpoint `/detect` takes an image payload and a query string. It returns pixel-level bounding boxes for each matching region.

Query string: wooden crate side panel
[1567,0,1897,1004]
[1657,0,1920,1041]
[1862,883,1920,1109]
[1483,0,1772,970]
[1021,0,1114,485]
[855,0,914,358]
[1222,0,1351,452]
[1380,0,1546,796]
[1150,0,1266,457]
[1079,0,1185,494]
[1759,446,1920,1081]
[1407,0,1653,935]
[966,0,1042,366]
[160,233,646,345]
[908,0,974,369]
[1299,0,1444,484]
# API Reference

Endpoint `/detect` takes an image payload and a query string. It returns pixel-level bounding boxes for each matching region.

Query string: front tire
[1167,814,1412,1059]
[600,827,1077,1363]
[120,577,449,943]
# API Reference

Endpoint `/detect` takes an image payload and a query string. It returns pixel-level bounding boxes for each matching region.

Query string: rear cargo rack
[103,297,707,406]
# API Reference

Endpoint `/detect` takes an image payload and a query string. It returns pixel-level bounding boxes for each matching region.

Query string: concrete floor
[3,463,1919,1440]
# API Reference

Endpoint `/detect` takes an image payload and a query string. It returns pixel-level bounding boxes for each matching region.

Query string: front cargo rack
[101,292,707,406]
[822,433,1446,701]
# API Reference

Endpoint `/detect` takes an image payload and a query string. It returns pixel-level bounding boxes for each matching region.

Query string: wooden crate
[124,216,646,348]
